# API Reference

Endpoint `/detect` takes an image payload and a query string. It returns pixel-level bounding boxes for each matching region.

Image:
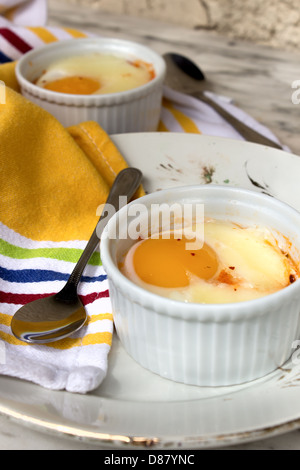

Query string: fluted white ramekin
[101,185,300,386]
[15,38,166,133]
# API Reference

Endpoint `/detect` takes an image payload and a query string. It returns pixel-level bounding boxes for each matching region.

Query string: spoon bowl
[165,52,206,81]
[11,167,143,344]
[11,295,86,343]
[163,52,207,95]
[163,52,283,150]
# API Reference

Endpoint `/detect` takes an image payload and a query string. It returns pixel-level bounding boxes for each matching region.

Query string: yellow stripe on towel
[88,313,114,323]
[0,329,113,348]
[63,27,88,38]
[0,312,11,327]
[157,120,169,132]
[3,5,19,22]
[163,98,201,134]
[51,331,113,349]
[0,311,113,328]
[27,27,58,44]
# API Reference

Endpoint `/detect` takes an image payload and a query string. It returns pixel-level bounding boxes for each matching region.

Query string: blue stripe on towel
[0,50,12,63]
[0,266,107,284]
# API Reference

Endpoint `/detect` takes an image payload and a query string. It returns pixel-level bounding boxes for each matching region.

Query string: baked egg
[35,52,155,95]
[119,219,299,304]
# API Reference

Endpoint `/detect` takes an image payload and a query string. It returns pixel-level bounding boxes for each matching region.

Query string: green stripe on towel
[0,239,101,266]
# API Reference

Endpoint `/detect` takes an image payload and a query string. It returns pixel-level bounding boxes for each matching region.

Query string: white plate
[2,133,300,449]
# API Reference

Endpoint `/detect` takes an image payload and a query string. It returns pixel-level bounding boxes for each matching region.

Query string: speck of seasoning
[290,274,296,284]
[202,165,215,184]
[229,266,235,270]
[234,288,237,291]
[191,252,195,256]
[223,179,230,184]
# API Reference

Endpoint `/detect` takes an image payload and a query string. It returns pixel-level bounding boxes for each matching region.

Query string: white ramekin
[15,38,166,133]
[101,185,300,387]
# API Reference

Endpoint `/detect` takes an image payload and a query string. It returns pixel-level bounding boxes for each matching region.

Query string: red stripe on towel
[0,28,32,54]
[0,289,109,306]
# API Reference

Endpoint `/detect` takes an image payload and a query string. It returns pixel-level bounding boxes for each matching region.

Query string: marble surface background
[1,0,300,451]
[48,0,300,52]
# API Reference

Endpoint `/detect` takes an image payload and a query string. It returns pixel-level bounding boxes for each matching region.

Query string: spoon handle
[194,91,283,150]
[57,167,142,300]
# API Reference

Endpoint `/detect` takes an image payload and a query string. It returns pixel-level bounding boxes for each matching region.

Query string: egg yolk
[43,76,100,94]
[133,235,218,288]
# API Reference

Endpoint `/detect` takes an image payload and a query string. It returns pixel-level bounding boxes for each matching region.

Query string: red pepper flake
[229,266,235,270]
[217,269,235,285]
[190,252,195,256]
[290,274,296,284]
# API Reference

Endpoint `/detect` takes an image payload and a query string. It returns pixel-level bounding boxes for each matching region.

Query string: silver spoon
[11,167,142,344]
[163,52,284,150]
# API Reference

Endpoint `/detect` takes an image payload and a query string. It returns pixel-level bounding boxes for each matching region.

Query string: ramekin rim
[15,37,166,104]
[100,184,300,320]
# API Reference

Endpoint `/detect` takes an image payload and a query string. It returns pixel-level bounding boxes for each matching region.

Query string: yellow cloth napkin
[0,74,143,393]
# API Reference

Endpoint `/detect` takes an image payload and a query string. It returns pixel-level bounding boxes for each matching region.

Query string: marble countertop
[2,0,300,451]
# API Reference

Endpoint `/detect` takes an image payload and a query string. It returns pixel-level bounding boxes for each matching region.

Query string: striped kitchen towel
[0,0,90,63]
[0,223,113,393]
[0,81,143,393]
